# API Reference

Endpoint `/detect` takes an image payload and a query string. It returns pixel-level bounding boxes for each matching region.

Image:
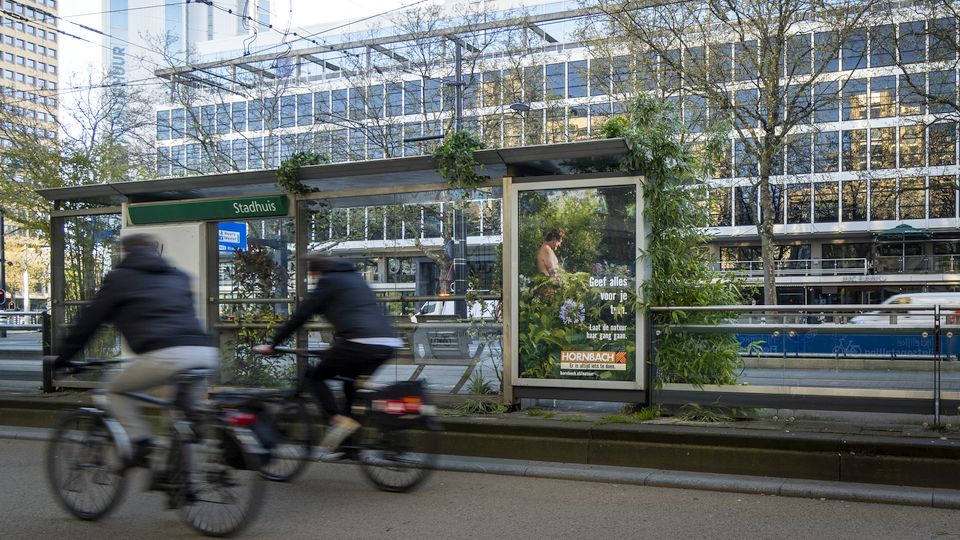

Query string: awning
[876,224,932,240]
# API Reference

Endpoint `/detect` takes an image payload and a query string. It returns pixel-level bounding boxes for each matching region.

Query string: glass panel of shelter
[299,188,504,395]
[214,218,296,387]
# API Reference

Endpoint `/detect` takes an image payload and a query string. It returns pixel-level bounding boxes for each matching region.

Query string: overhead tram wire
[60,1,189,19]
[203,0,433,63]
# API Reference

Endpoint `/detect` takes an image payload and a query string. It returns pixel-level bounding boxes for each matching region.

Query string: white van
[412,299,500,321]
[848,292,960,326]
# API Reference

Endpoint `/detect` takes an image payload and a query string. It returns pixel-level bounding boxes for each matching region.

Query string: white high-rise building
[103,0,270,87]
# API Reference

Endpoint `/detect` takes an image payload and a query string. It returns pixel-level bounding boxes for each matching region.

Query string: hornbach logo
[127,196,289,224]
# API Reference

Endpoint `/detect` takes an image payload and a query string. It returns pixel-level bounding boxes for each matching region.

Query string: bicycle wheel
[358,416,440,493]
[258,398,314,482]
[46,409,128,521]
[180,424,264,537]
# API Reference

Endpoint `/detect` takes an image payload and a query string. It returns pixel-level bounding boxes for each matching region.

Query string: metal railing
[714,258,870,277]
[650,304,960,423]
[716,255,960,277]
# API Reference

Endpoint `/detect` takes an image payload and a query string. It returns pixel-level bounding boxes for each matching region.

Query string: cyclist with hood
[254,254,401,456]
[51,233,218,467]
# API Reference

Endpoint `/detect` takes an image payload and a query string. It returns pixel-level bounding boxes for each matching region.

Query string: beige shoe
[318,417,360,454]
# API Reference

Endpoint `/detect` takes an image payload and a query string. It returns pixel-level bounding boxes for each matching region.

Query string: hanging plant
[276,151,328,195]
[433,130,489,190]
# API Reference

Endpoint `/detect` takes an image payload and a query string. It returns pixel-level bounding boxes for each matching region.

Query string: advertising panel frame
[508,176,647,391]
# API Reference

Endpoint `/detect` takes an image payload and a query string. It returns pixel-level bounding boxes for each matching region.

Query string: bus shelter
[39,139,646,405]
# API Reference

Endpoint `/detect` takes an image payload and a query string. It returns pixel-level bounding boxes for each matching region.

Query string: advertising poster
[517,184,638,382]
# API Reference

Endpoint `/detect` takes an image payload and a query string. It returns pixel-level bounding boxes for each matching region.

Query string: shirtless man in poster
[536,229,565,277]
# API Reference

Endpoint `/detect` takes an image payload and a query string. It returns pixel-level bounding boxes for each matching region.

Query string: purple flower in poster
[559,299,585,325]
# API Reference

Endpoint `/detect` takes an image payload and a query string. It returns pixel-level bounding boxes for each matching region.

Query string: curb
[5,425,959,509]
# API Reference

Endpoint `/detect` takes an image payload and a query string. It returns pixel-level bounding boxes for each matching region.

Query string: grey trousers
[106,346,219,441]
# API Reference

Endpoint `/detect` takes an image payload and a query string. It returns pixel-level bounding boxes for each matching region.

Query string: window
[567,106,587,141]
[386,83,402,117]
[297,93,312,126]
[930,18,957,62]
[401,80,421,116]
[661,49,681,91]
[201,105,215,135]
[787,183,811,224]
[567,60,587,98]
[280,95,296,128]
[870,25,896,67]
[842,30,866,70]
[870,127,895,170]
[367,85,384,119]
[786,133,811,175]
[900,74,925,116]
[735,40,758,81]
[871,178,897,220]
[843,79,867,120]
[263,98,278,129]
[170,108,184,138]
[786,34,811,76]
[545,63,564,99]
[930,176,957,218]
[814,131,839,173]
[589,58,609,96]
[814,182,840,222]
[226,139,243,171]
[313,91,329,121]
[735,186,756,226]
[899,21,926,64]
[900,125,925,168]
[735,139,757,177]
[710,43,733,83]
[814,31,839,72]
[156,110,170,141]
[709,187,732,226]
[899,177,926,220]
[423,79,442,113]
[930,122,957,166]
[813,81,839,122]
[842,129,867,171]
[930,71,956,114]
[870,76,895,118]
[331,89,347,120]
[735,89,758,129]
[215,104,230,135]
[231,101,246,132]
[247,99,263,131]
[684,94,706,132]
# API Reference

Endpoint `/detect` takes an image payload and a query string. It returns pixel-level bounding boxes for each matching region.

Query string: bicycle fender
[228,426,270,470]
[78,408,134,464]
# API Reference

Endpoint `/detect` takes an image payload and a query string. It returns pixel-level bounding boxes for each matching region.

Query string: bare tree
[588,0,872,304]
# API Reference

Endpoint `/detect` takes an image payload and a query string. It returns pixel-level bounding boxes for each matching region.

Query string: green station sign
[128,195,289,224]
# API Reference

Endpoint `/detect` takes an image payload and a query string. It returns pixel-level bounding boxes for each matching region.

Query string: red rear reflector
[228,412,257,427]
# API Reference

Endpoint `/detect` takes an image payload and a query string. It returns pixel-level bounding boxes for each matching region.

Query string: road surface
[1,438,958,539]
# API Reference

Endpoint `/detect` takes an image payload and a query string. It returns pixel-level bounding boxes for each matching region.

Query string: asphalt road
[2,438,959,539]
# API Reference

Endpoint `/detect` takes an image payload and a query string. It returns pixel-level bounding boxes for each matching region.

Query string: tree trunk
[757,162,778,306]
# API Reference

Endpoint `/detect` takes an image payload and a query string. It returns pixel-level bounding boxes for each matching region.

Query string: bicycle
[226,346,441,492]
[44,359,268,537]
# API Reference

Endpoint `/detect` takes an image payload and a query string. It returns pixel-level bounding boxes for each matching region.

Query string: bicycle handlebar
[270,346,328,356]
[44,357,126,375]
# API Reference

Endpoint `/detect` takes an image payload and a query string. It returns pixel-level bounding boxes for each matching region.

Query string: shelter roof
[38,139,630,205]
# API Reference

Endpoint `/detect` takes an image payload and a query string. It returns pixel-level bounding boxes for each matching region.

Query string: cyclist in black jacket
[52,233,218,466]
[254,254,400,456]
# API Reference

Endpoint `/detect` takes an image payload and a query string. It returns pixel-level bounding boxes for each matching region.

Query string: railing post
[41,310,54,393]
[934,305,942,427]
